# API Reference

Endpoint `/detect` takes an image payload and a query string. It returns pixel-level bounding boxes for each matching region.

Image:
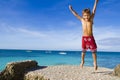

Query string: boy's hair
[82,8,91,15]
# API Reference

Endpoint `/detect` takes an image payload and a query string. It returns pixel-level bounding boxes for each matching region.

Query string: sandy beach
[25,65,120,80]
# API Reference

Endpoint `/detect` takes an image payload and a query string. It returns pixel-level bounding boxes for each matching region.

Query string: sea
[0,49,120,71]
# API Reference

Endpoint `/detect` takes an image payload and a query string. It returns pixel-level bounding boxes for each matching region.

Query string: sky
[0,0,120,51]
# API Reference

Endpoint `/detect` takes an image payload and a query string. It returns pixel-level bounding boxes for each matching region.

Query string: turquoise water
[0,49,120,71]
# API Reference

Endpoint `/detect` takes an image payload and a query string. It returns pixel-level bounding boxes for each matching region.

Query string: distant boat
[59,52,67,55]
[26,50,32,53]
[45,51,52,53]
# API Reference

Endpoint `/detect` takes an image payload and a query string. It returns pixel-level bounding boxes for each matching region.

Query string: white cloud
[16,28,47,37]
[0,23,47,38]
[0,22,81,50]
[94,25,120,51]
[66,20,78,27]
[99,38,120,46]
[0,22,120,51]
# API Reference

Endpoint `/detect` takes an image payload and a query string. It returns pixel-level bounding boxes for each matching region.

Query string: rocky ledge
[0,60,120,80]
[0,60,48,80]
[113,64,120,77]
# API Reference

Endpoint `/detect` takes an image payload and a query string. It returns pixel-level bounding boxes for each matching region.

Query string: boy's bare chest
[82,21,93,28]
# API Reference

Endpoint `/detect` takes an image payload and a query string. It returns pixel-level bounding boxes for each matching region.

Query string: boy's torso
[81,19,93,36]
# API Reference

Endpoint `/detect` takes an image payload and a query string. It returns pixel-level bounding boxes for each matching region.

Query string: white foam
[59,52,67,55]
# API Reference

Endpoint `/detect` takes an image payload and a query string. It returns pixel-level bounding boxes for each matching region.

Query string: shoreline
[0,60,120,80]
[25,65,120,80]
[0,63,115,72]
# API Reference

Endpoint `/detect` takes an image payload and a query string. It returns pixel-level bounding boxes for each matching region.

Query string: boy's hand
[96,0,99,3]
[69,5,72,10]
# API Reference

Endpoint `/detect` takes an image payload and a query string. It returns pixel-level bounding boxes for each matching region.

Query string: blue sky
[0,0,120,51]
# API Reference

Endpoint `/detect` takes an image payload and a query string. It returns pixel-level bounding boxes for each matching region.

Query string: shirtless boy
[69,0,99,70]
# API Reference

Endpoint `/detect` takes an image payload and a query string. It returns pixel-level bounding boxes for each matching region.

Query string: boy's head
[82,8,91,21]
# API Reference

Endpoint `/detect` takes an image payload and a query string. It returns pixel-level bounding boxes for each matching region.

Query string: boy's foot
[80,61,84,68]
[93,63,98,71]
[94,65,98,71]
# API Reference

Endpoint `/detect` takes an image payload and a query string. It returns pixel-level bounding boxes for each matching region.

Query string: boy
[69,0,99,70]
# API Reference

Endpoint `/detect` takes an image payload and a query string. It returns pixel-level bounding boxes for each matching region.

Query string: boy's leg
[92,52,98,70]
[80,52,86,68]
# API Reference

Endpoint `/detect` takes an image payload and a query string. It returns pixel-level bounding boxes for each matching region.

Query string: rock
[24,66,49,80]
[113,64,120,77]
[24,75,49,80]
[0,60,38,80]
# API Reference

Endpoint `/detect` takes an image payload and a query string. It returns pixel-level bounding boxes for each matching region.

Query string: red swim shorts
[82,36,97,53]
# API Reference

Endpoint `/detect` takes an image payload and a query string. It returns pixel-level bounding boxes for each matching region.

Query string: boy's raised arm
[69,5,82,20]
[91,0,99,18]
